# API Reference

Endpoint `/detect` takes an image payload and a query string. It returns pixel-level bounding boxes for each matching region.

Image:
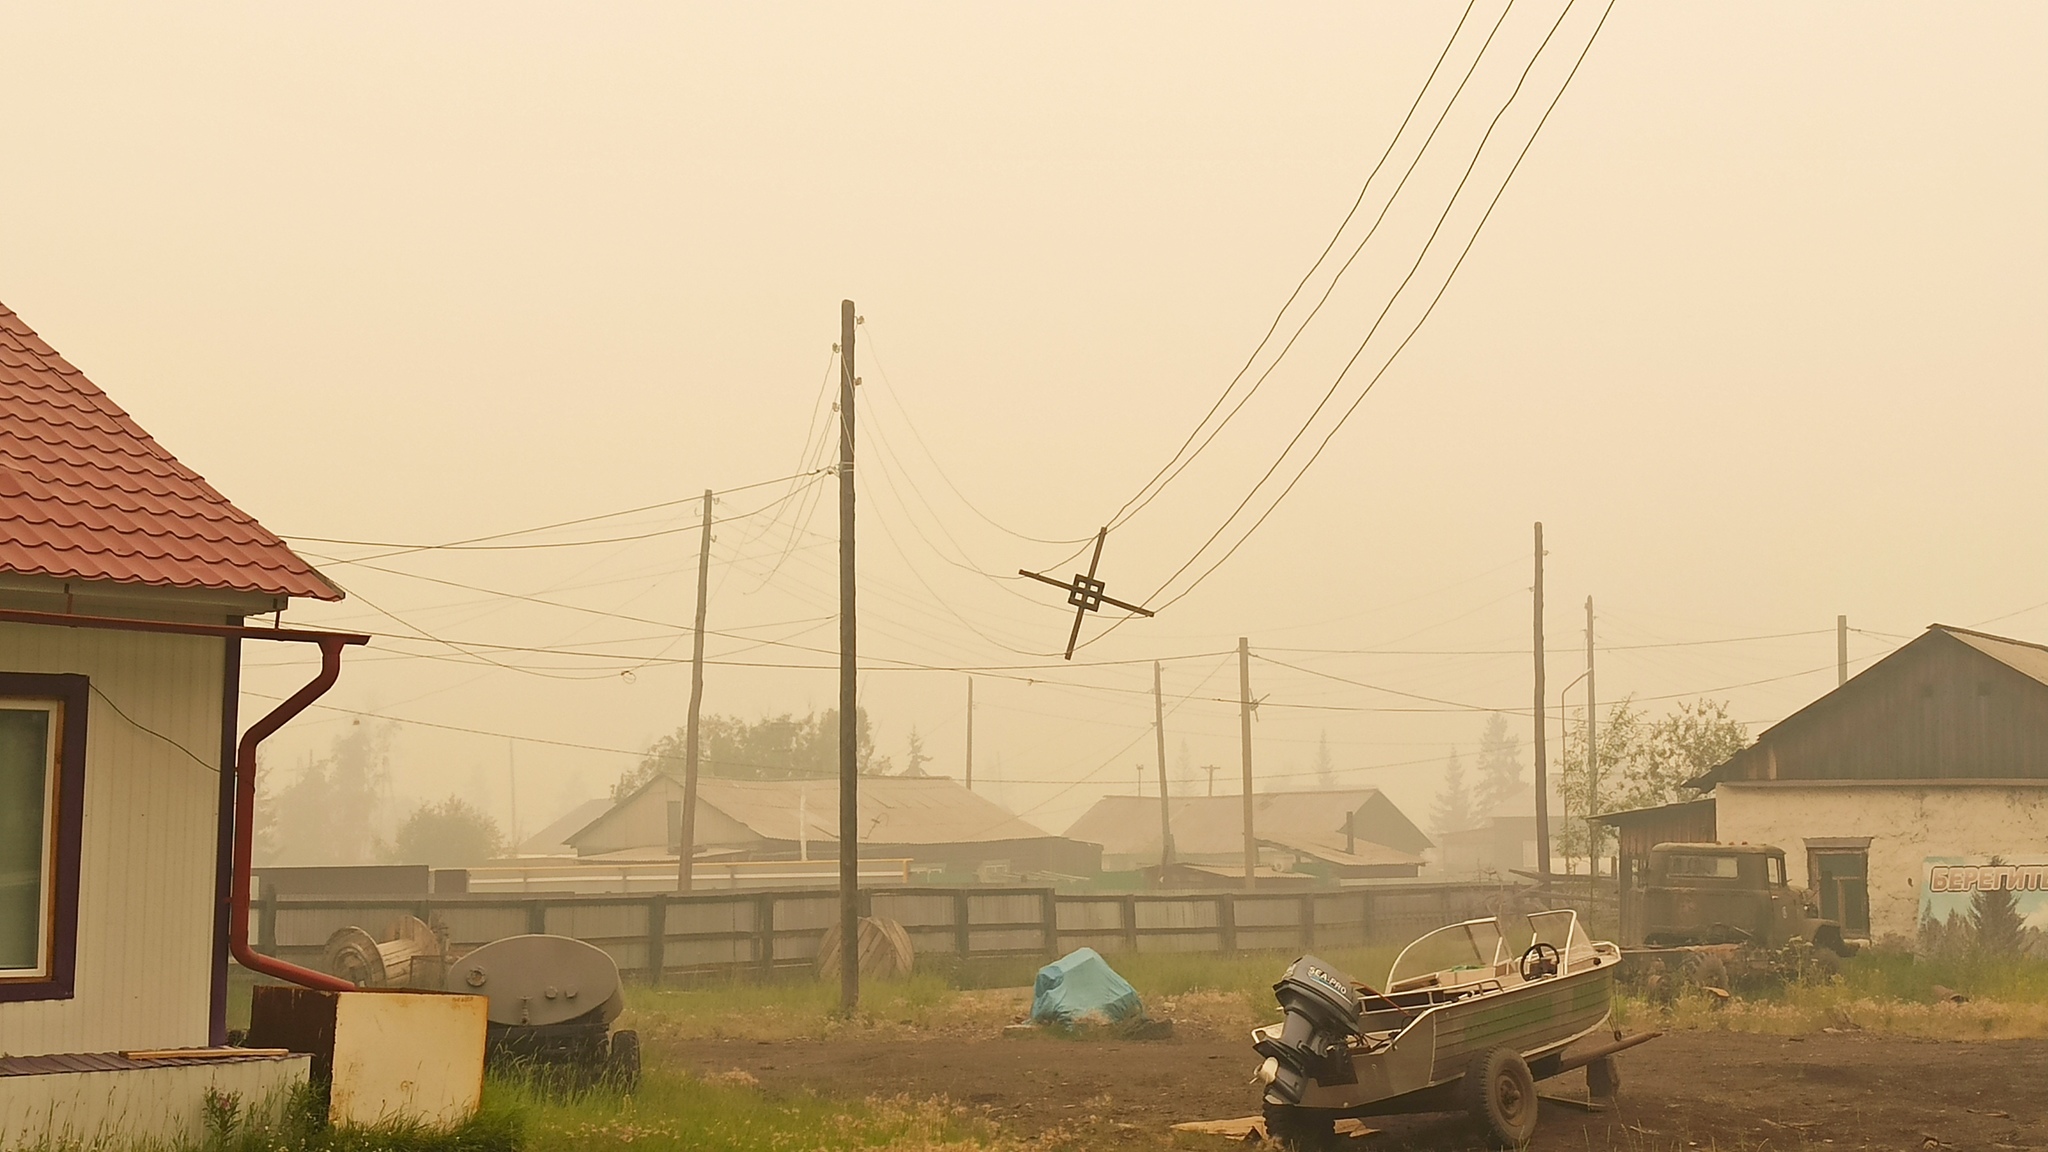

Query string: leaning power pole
[1532,523,1551,879]
[964,677,974,789]
[837,300,860,1013]
[677,487,713,893]
[1239,637,1256,892]
[1153,661,1174,878]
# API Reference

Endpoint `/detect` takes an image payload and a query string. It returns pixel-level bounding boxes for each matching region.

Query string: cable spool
[815,916,914,982]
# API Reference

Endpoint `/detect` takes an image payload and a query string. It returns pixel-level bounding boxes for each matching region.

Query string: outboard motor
[1254,955,1363,1104]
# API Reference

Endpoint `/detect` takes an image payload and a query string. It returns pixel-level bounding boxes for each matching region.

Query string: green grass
[1620,949,2048,1039]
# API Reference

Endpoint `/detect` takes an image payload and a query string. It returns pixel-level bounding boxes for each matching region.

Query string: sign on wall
[1917,856,2048,959]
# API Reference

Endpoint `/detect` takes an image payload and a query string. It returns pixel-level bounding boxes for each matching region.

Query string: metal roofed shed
[1064,789,1431,883]
[569,774,1103,882]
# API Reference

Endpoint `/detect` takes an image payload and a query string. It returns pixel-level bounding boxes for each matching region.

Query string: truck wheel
[1463,1047,1539,1147]
[1261,1103,1336,1151]
[1586,1054,1620,1100]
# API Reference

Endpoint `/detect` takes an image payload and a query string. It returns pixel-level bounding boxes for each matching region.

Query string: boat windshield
[1387,918,1505,989]
[1526,909,1591,975]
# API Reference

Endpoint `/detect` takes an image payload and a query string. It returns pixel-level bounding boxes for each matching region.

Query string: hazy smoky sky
[2,3,2042,839]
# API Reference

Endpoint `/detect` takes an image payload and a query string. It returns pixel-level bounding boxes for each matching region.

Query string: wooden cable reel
[815,916,914,981]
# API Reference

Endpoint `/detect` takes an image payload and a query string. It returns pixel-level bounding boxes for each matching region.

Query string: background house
[1064,788,1430,885]
[1683,624,2048,944]
[0,302,340,1143]
[569,774,1102,882]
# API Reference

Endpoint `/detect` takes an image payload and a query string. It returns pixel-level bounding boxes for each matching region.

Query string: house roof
[0,302,340,601]
[514,798,615,857]
[570,774,1056,849]
[1687,624,2048,788]
[1064,789,1426,862]
[1941,625,2048,687]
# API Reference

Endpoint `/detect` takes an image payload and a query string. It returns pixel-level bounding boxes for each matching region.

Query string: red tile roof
[0,302,341,601]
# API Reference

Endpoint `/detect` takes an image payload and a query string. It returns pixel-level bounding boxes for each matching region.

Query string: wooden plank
[124,1048,292,1060]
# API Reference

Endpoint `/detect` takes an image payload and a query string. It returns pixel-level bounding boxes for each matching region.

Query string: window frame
[0,672,89,1003]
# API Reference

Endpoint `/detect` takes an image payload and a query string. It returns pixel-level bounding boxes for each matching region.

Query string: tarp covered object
[1029,947,1145,1027]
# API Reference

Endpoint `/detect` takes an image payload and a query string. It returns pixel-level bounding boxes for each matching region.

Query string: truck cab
[1641,842,1851,955]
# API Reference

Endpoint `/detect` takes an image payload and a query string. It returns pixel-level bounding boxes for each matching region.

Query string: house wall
[571,777,755,857]
[1715,781,2048,942]
[0,621,226,1055]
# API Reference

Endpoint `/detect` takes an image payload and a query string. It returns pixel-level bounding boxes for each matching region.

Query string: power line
[284,467,831,561]
[1096,1,1485,537]
[1110,0,1616,630]
[1102,0,1513,536]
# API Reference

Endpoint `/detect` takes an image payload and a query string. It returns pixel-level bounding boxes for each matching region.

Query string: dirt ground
[666,1029,2048,1151]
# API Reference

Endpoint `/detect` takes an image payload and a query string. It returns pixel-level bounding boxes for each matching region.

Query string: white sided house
[0,302,354,1146]
[1685,625,2048,945]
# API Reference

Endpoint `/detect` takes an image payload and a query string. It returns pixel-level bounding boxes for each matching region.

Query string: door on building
[1811,850,1870,937]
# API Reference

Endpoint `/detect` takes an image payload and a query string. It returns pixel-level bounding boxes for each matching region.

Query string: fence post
[954,890,972,959]
[646,894,668,984]
[756,893,776,974]
[1040,889,1059,959]
[257,889,277,955]
[1220,893,1236,954]
[1361,888,1377,946]
[1300,892,1315,951]
[1123,895,1139,953]
[526,899,548,936]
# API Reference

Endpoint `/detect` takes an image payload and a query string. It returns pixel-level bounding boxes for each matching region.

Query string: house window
[0,674,89,1002]
[1811,850,1870,937]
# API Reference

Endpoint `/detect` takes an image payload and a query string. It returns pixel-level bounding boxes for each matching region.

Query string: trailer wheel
[1260,1103,1336,1151]
[606,1029,641,1092]
[1585,1054,1620,1100]
[1462,1047,1539,1147]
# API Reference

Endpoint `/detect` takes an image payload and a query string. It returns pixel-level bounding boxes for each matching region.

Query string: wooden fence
[254,881,1523,982]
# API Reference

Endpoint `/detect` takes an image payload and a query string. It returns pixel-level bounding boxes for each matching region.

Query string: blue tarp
[1029,947,1145,1027]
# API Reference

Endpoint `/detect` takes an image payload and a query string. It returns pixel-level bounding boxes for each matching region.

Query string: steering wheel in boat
[1519,942,1562,981]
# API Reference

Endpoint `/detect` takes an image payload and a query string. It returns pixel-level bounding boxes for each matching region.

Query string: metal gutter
[0,607,369,994]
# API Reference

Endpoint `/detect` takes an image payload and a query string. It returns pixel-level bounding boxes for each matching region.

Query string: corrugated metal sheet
[0,622,225,1056]
[0,301,338,601]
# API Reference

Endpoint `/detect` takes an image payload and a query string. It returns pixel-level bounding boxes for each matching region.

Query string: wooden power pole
[964,677,974,789]
[837,300,860,1013]
[1239,637,1256,891]
[677,487,713,894]
[1153,660,1174,877]
[1584,594,1598,876]
[1532,523,1551,879]
[1837,615,1848,686]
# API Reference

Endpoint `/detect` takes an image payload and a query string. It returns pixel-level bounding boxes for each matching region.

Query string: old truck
[1641,842,1855,956]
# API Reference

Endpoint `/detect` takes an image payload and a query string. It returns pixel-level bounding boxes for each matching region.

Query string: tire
[606,1029,641,1092]
[1585,1054,1620,1100]
[1261,1102,1337,1152]
[1462,1047,1539,1147]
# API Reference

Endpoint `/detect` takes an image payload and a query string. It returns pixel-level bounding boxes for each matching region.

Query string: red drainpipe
[229,634,357,991]
[0,608,368,990]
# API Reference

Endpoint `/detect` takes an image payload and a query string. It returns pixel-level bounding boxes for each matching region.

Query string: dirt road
[667,1030,2048,1150]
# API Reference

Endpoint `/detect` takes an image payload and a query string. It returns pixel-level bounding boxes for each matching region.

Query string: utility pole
[836,300,860,1013]
[1135,764,1146,798]
[1837,615,1848,686]
[1153,660,1175,877]
[1202,764,1222,797]
[506,738,519,852]
[1239,637,1256,891]
[1584,594,1598,877]
[964,677,974,789]
[677,487,713,893]
[1532,523,1551,879]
